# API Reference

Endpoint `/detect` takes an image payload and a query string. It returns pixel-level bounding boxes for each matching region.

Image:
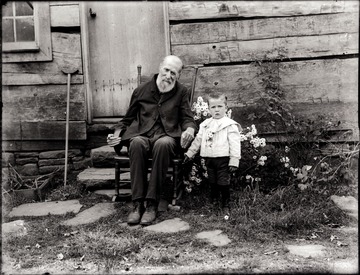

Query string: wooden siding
[2,2,86,144]
[169,1,358,20]
[169,1,359,141]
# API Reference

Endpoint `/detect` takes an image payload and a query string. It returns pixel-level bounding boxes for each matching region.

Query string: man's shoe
[127,201,144,225]
[140,201,157,226]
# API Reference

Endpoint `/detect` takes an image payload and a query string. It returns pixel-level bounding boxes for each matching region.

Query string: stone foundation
[2,149,93,177]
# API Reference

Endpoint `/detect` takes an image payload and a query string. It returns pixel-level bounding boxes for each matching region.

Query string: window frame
[2,1,52,63]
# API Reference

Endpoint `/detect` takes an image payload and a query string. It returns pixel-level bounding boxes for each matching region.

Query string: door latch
[89,8,96,18]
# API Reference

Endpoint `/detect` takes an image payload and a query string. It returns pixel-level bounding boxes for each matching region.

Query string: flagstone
[195,230,231,247]
[2,220,27,237]
[330,195,358,220]
[144,217,190,233]
[8,200,82,217]
[285,244,326,258]
[62,203,116,226]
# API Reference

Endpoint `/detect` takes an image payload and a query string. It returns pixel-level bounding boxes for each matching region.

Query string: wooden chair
[112,65,192,205]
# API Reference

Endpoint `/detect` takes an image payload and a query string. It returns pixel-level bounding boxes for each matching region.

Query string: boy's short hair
[206,91,228,105]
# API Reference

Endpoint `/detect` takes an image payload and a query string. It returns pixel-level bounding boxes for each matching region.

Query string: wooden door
[84,2,169,118]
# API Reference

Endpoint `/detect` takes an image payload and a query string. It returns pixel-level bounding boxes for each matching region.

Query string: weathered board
[2,121,86,141]
[2,32,83,85]
[170,12,358,45]
[50,4,80,27]
[181,58,357,106]
[169,1,359,20]
[230,102,358,141]
[2,140,86,152]
[172,32,358,64]
[2,85,86,121]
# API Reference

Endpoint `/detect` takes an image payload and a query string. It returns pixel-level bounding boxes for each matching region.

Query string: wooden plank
[52,32,82,73]
[170,12,358,45]
[172,33,358,64]
[49,2,79,6]
[17,121,86,141]
[279,59,358,103]
[191,58,357,106]
[2,85,87,121]
[169,1,359,20]
[2,121,86,141]
[2,32,83,85]
[2,74,83,85]
[2,120,21,140]
[2,140,86,152]
[229,102,358,140]
[50,5,80,27]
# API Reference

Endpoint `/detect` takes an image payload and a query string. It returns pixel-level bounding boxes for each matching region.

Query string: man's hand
[229,166,237,173]
[107,129,122,147]
[180,127,195,148]
[182,154,191,164]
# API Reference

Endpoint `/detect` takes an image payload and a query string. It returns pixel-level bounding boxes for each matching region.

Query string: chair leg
[172,161,180,206]
[115,161,120,196]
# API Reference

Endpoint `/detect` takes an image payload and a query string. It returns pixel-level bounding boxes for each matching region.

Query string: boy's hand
[228,166,237,173]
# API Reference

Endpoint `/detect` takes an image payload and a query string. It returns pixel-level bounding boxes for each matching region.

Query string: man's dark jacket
[114,74,197,141]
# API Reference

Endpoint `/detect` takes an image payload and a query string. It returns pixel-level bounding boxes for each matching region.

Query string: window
[2,1,52,62]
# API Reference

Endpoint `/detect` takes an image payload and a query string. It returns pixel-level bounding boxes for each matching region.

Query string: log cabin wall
[2,2,92,176]
[170,1,359,142]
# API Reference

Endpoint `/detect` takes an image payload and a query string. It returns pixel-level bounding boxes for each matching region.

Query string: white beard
[157,79,175,93]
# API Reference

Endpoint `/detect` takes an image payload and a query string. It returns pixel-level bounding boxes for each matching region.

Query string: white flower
[255,177,261,182]
[285,146,290,153]
[253,156,257,159]
[224,215,229,220]
[197,96,204,102]
[239,134,247,141]
[284,163,289,168]
[245,175,253,180]
[258,160,265,166]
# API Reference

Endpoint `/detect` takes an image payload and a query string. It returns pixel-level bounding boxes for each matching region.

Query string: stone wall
[2,150,93,177]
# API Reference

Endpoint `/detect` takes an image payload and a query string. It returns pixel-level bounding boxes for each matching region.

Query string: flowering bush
[183,95,357,194]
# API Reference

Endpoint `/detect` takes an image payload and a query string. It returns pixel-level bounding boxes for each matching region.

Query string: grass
[2,168,358,273]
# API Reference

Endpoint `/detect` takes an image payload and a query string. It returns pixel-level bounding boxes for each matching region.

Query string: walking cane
[62,68,78,186]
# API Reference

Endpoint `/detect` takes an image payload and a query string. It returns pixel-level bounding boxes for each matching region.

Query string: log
[2,121,87,141]
[2,140,86,152]
[230,102,358,141]
[172,33,358,64]
[189,58,357,106]
[170,12,358,45]
[2,85,87,121]
[169,1,359,20]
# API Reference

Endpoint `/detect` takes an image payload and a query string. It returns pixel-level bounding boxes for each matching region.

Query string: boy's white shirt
[185,116,242,167]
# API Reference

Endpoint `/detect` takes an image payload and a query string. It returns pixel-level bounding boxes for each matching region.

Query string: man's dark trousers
[128,135,177,202]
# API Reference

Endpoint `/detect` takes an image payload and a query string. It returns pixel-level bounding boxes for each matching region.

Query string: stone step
[90,145,127,168]
[77,167,130,189]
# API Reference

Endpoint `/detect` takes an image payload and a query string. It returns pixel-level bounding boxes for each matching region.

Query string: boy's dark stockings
[210,184,230,210]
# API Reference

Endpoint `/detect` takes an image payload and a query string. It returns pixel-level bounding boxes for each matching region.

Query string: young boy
[184,92,241,214]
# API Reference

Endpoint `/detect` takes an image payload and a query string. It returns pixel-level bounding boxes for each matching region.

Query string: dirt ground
[2,217,358,274]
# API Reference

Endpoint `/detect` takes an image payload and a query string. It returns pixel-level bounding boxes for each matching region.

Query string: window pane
[16,18,35,41]
[15,1,33,16]
[2,2,13,17]
[2,19,15,42]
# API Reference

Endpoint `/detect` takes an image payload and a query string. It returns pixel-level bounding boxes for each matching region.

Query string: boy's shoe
[127,200,144,225]
[140,200,157,226]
